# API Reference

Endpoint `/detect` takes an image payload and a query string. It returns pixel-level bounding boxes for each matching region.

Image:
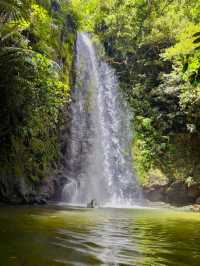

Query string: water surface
[0,206,200,266]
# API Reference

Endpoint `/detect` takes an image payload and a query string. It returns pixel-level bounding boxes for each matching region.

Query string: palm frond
[193,31,200,50]
[0,0,32,23]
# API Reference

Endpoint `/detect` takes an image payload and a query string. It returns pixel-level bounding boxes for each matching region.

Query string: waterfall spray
[62,33,141,206]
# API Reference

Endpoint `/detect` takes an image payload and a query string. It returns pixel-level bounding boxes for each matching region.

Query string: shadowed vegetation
[0,0,78,196]
[73,0,200,186]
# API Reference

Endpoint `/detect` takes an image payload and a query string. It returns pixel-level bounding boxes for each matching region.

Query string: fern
[0,0,32,23]
[193,31,200,50]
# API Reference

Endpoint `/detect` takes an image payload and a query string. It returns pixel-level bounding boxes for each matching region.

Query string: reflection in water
[52,211,139,265]
[81,216,140,265]
[0,206,200,266]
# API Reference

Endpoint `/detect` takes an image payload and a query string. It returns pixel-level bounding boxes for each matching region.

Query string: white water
[62,33,141,206]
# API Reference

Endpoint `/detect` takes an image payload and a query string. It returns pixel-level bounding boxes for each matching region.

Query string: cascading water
[62,33,141,206]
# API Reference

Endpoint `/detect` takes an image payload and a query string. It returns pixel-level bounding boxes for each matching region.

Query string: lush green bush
[0,0,77,182]
[72,0,200,185]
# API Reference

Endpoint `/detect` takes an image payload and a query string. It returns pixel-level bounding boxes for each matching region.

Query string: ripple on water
[1,206,200,266]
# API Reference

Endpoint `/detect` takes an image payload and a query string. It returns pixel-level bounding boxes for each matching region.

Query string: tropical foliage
[0,0,77,183]
[73,0,200,185]
[1,0,200,193]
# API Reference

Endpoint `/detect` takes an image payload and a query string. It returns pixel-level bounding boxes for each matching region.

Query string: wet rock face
[0,175,57,205]
[143,185,167,202]
[143,181,200,206]
[165,181,194,205]
[0,176,26,204]
[188,184,200,199]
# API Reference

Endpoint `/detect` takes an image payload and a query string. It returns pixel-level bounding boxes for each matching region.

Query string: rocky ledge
[143,181,200,206]
[0,172,66,205]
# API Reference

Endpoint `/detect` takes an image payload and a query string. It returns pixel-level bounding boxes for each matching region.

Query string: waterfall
[62,33,141,206]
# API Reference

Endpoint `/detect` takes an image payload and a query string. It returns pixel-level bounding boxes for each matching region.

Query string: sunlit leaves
[84,0,200,183]
[0,0,32,23]
[71,0,101,31]
[164,23,200,59]
[0,0,76,182]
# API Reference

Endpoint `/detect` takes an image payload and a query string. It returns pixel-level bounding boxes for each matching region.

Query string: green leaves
[86,0,200,184]
[0,0,32,23]
[0,0,77,182]
[71,0,101,31]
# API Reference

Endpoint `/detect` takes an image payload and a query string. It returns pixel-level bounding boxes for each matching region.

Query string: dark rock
[146,190,163,202]
[52,1,60,12]
[33,196,47,205]
[188,184,200,199]
[143,184,167,202]
[0,173,58,205]
[164,181,195,206]
[143,181,200,206]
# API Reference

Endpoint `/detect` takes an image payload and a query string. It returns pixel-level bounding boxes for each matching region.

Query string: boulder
[164,181,194,206]
[143,184,167,202]
[0,174,57,205]
[188,184,200,199]
[143,181,200,206]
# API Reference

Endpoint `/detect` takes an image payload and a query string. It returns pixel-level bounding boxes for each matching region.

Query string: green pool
[0,205,200,266]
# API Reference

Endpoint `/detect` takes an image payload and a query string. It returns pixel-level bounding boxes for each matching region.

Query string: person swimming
[87,199,97,208]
